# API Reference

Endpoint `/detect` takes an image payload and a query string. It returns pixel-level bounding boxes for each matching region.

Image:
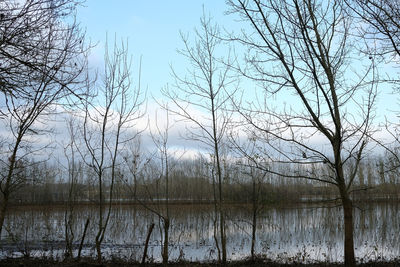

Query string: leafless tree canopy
[0,0,88,239]
[0,0,87,100]
[79,37,144,262]
[0,0,400,265]
[164,13,237,263]
[226,0,378,265]
[347,0,400,60]
[227,0,376,185]
[345,0,400,173]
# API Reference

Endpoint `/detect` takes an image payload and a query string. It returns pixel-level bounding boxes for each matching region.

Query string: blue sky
[76,1,397,118]
[74,1,238,155]
[73,1,399,156]
[77,1,231,99]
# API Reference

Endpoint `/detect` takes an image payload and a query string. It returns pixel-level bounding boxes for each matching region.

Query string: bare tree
[163,12,236,263]
[143,110,180,264]
[123,110,183,264]
[231,135,267,260]
[227,0,377,265]
[122,134,146,200]
[61,115,90,259]
[0,0,87,100]
[120,136,158,264]
[0,0,87,239]
[346,0,400,195]
[62,117,79,258]
[345,3,400,169]
[149,111,172,264]
[346,0,400,60]
[80,37,144,262]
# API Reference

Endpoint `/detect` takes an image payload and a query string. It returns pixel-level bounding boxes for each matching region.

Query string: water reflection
[1,202,399,263]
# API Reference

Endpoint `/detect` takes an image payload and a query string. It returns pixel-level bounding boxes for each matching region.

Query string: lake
[0,202,399,263]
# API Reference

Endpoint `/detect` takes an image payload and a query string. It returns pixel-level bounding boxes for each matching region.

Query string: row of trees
[7,155,400,204]
[1,0,400,265]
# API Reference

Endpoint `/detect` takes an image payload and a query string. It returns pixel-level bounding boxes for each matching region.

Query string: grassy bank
[0,257,400,267]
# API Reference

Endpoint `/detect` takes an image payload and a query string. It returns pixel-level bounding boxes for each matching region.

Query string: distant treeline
[7,156,400,205]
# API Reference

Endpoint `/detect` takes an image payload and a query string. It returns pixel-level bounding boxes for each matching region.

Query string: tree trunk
[0,143,19,239]
[162,217,169,264]
[334,137,356,267]
[251,179,258,260]
[142,223,155,264]
[78,218,90,260]
[64,210,73,259]
[343,197,355,267]
[95,173,104,262]
[220,208,226,263]
[215,148,226,263]
[251,205,257,260]
[213,215,221,262]
[0,194,9,240]
[95,239,102,262]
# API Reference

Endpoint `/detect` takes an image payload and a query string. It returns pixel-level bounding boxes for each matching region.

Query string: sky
[76,0,398,117]
[64,1,400,159]
[72,1,245,157]
[2,0,395,163]
[77,1,232,100]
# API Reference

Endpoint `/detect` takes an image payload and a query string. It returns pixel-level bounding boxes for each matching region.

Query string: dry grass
[0,257,400,267]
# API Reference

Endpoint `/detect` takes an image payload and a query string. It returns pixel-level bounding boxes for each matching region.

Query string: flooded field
[0,202,399,263]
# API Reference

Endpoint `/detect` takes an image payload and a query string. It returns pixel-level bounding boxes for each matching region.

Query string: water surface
[1,202,399,263]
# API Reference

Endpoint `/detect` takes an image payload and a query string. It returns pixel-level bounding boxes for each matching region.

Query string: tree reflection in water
[1,203,399,263]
